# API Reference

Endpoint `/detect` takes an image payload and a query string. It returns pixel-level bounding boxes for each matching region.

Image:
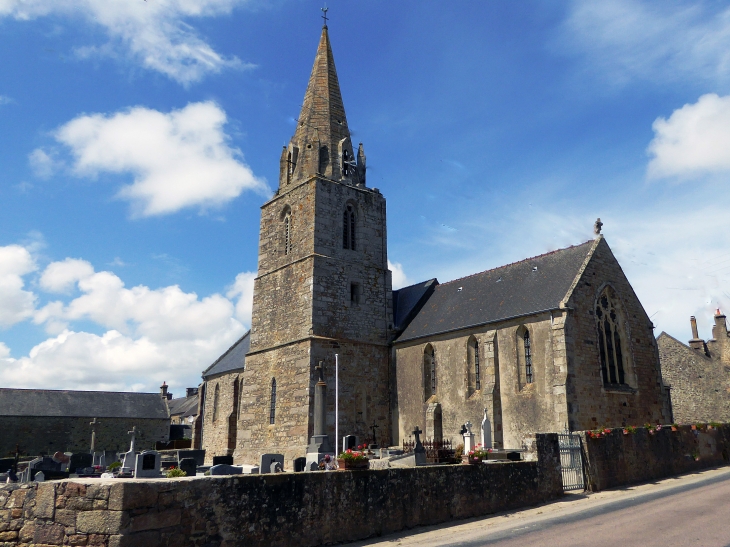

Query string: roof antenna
[321,4,329,28]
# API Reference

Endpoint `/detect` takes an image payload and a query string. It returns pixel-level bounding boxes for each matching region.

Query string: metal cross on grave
[90,418,100,454]
[128,426,138,453]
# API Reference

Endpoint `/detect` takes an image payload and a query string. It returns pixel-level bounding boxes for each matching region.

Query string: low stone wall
[0,434,562,547]
[579,424,730,492]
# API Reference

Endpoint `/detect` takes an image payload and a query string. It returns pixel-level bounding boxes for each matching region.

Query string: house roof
[167,394,198,418]
[202,331,250,380]
[0,389,170,419]
[396,240,595,343]
[393,278,438,331]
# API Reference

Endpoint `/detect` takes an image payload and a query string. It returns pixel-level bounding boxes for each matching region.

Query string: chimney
[689,316,704,350]
[712,309,727,340]
[186,387,199,398]
[160,381,168,399]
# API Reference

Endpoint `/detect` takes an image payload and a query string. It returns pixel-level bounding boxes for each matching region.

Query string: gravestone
[29,457,69,481]
[481,408,492,449]
[177,449,205,467]
[134,450,161,478]
[34,471,45,482]
[212,455,233,466]
[462,421,475,454]
[178,458,197,477]
[259,453,284,474]
[0,458,14,473]
[104,451,118,467]
[209,464,243,476]
[121,427,139,472]
[413,426,427,466]
[342,435,357,451]
[69,453,93,473]
[293,457,307,472]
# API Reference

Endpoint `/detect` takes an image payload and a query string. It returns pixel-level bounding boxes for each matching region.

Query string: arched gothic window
[283,209,292,255]
[423,344,436,401]
[524,330,533,384]
[595,287,628,385]
[269,378,277,424]
[467,337,481,394]
[212,384,220,422]
[342,204,356,251]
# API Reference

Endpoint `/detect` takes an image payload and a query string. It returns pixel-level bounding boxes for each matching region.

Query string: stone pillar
[425,403,442,442]
[306,362,334,468]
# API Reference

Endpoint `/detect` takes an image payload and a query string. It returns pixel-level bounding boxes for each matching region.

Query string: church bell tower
[236,22,393,465]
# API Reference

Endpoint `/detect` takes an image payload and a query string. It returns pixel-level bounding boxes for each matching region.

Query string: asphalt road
[337,467,730,547]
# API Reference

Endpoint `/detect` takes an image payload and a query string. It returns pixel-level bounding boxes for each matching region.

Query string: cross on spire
[321,5,328,27]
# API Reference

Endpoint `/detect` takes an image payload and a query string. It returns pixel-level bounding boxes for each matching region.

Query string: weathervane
[321,4,329,27]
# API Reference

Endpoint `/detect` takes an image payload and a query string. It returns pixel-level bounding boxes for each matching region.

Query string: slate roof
[0,389,170,419]
[396,240,595,343]
[167,394,198,418]
[202,331,250,380]
[393,279,438,331]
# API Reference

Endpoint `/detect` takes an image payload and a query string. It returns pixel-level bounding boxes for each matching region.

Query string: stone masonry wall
[564,237,670,431]
[579,424,730,492]
[0,434,562,547]
[394,314,565,450]
[1,418,168,459]
[658,332,730,423]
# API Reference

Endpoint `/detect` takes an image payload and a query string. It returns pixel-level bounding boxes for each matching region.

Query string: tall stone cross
[464,421,473,435]
[128,426,137,453]
[90,418,100,454]
[370,422,379,445]
[412,425,425,453]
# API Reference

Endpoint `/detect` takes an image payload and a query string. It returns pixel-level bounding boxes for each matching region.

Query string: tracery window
[595,287,627,385]
[524,330,533,384]
[269,378,277,425]
[342,204,356,250]
[424,344,436,401]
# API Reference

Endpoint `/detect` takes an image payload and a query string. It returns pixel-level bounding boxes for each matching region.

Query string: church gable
[396,240,594,343]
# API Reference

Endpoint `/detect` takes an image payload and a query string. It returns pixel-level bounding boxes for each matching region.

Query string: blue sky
[1,0,729,395]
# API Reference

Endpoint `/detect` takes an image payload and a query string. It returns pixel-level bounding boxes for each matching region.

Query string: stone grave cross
[89,418,100,454]
[412,426,424,451]
[370,422,379,446]
[128,426,137,453]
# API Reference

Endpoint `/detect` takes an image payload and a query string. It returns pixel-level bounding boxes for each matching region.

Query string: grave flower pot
[337,458,368,470]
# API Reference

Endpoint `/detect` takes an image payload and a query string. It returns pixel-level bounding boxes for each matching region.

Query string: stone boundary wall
[0,435,561,547]
[579,424,730,492]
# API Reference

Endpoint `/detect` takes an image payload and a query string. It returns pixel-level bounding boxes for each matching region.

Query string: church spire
[279,24,365,188]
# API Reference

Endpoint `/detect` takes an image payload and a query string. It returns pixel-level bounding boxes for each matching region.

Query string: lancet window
[524,331,533,384]
[269,378,277,425]
[342,204,356,250]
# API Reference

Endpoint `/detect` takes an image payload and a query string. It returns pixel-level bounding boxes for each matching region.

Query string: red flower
[346,449,353,454]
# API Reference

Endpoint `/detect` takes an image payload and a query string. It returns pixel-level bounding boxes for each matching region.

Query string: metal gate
[557,433,585,491]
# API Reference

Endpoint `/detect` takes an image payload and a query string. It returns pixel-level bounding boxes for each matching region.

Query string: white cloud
[0,243,255,391]
[28,148,60,179]
[560,0,730,86]
[0,0,249,85]
[0,245,37,328]
[388,259,411,290]
[0,95,12,105]
[45,102,268,216]
[647,94,730,179]
[39,258,94,294]
[226,271,256,328]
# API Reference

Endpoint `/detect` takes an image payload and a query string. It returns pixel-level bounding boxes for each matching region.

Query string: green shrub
[108,461,121,471]
[166,467,187,478]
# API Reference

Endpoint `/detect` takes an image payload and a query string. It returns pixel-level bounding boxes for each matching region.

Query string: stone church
[195,24,671,465]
